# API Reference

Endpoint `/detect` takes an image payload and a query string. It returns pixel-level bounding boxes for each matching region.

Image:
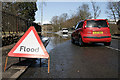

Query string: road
[17,33,119,79]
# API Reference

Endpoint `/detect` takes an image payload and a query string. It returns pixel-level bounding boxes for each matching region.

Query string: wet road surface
[18,33,119,78]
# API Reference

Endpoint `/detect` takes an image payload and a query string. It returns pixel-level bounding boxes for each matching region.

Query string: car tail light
[83,21,87,29]
[106,20,109,28]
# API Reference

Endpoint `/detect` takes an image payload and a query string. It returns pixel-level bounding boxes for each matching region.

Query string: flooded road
[18,32,118,79]
[44,33,71,53]
[36,32,71,66]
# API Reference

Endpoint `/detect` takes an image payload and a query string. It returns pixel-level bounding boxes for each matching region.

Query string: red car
[71,19,111,46]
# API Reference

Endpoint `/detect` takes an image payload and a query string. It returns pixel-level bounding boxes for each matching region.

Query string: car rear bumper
[82,36,111,43]
[62,31,68,34]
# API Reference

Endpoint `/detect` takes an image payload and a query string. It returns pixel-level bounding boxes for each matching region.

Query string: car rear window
[86,20,108,28]
[62,29,68,30]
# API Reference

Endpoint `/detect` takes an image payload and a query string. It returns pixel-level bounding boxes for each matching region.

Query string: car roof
[85,19,107,21]
[78,19,107,23]
[77,19,107,24]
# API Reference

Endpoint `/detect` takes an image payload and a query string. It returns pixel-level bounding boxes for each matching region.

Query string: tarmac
[1,35,120,79]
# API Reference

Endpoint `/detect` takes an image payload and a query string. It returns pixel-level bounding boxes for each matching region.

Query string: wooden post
[48,57,50,73]
[4,56,8,71]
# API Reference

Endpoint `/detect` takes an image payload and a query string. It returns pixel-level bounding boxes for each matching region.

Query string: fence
[2,11,41,33]
[109,24,120,35]
[2,11,26,33]
[1,11,41,46]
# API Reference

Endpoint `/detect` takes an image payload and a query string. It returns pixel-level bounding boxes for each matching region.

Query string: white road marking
[105,46,120,52]
[10,69,25,78]
[10,66,28,78]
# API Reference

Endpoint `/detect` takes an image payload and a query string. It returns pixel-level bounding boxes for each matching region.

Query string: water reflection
[41,32,71,53]
[62,34,69,39]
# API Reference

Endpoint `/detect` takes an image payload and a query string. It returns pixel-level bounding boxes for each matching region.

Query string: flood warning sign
[8,26,49,58]
[13,30,45,55]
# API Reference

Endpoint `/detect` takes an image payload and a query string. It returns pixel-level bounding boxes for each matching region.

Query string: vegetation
[51,2,120,32]
[2,2,37,21]
[50,4,93,31]
[2,2,37,32]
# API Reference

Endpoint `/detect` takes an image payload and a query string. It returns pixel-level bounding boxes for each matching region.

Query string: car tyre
[71,37,75,44]
[104,42,111,46]
[78,36,84,46]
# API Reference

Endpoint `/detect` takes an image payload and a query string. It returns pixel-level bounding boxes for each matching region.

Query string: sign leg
[48,57,50,73]
[40,58,42,67]
[19,57,21,62]
[4,56,8,72]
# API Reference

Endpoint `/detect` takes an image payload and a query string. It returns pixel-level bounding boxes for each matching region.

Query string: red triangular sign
[8,26,49,58]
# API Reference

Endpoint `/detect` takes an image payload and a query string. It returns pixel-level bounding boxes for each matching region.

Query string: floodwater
[36,32,71,65]
[42,32,71,53]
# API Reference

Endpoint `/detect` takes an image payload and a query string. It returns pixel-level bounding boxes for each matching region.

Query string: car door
[74,22,84,40]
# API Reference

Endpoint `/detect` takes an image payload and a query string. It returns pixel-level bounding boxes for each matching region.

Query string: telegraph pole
[41,0,43,25]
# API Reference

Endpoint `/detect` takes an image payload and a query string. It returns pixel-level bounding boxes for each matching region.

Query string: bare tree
[91,2,101,19]
[112,2,120,19]
[77,4,92,20]
[58,13,68,29]
[106,2,120,22]
[50,16,59,25]
[50,16,59,31]
[58,13,68,24]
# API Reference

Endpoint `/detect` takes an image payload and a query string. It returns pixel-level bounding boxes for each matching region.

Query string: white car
[62,28,68,34]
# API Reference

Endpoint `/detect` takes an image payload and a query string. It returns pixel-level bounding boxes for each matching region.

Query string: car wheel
[71,37,75,44]
[78,36,84,46]
[104,42,111,46]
